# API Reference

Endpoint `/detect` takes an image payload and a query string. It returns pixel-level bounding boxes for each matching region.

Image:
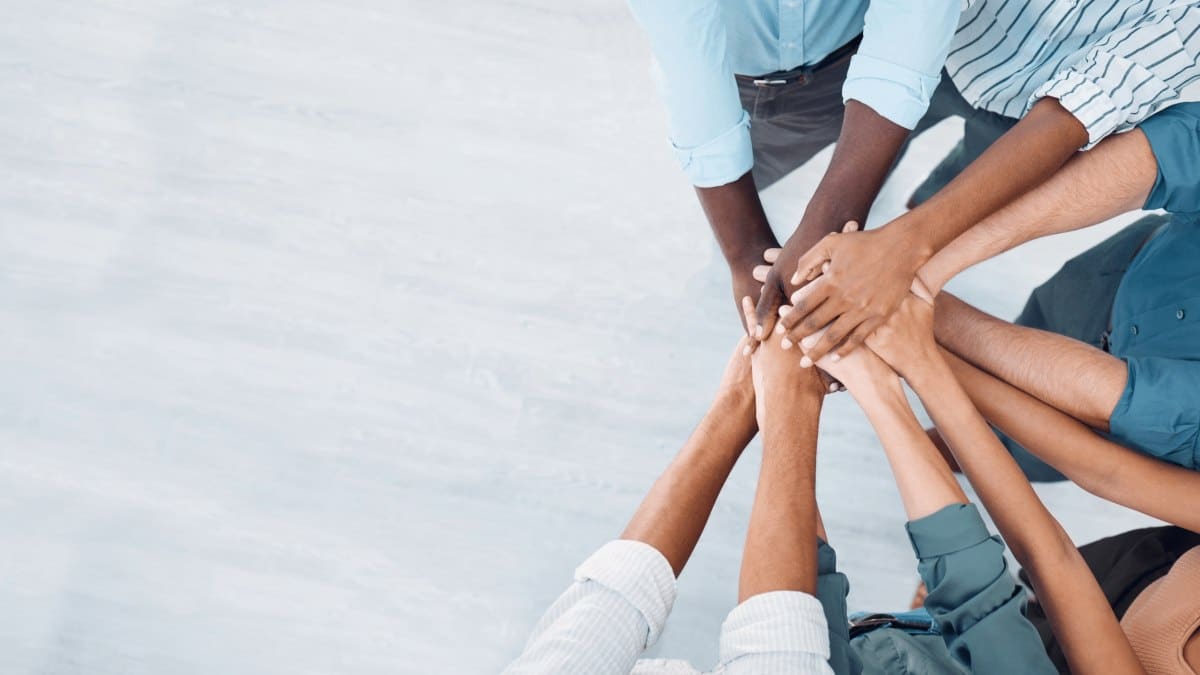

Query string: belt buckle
[752,71,810,87]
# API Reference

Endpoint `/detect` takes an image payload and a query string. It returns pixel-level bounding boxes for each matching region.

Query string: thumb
[753,275,785,340]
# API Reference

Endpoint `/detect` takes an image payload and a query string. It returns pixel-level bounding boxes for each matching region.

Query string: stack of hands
[739,221,941,396]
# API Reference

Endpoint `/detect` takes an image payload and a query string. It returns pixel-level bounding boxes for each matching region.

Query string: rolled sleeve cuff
[906,503,991,559]
[718,591,831,664]
[1033,71,1120,150]
[1139,102,1200,213]
[1108,357,1200,470]
[575,540,677,647]
[843,54,940,130]
[672,111,754,188]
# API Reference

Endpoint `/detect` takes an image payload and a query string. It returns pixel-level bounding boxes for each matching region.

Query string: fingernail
[801,336,818,349]
[831,354,841,363]
[800,356,812,368]
[754,325,763,339]
[790,274,801,285]
[774,323,785,335]
[742,345,751,356]
[829,383,838,392]
[781,338,792,350]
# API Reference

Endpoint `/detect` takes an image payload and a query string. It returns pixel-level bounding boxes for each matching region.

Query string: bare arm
[942,348,1200,533]
[739,337,828,600]
[933,292,1126,430]
[621,339,758,576]
[866,296,1145,675]
[920,128,1157,294]
[814,342,967,520]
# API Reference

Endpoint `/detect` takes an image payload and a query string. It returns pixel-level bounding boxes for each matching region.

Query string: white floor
[0,2,1159,674]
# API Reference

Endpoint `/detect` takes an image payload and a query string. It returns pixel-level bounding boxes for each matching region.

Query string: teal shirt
[817,504,1056,674]
[1105,102,1200,470]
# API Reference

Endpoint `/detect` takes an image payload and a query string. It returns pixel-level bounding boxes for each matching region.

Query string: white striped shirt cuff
[718,591,831,665]
[574,540,677,648]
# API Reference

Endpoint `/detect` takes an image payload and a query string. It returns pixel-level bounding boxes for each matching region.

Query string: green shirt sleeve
[906,503,1056,675]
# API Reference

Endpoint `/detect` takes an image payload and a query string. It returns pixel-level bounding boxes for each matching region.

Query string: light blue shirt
[627,0,963,187]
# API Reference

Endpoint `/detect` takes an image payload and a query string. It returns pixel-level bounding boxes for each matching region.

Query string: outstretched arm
[918,128,1157,294]
[865,296,1145,675]
[941,348,1200,534]
[933,292,1126,431]
[505,341,758,675]
[811,328,1054,675]
[779,98,1089,363]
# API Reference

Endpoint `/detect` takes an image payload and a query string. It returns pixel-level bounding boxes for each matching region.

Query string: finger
[753,277,785,340]
[740,296,757,352]
[841,220,860,233]
[790,234,837,286]
[763,248,782,263]
[779,276,830,333]
[801,313,863,364]
[752,264,771,283]
[785,300,843,350]
[832,316,885,361]
[910,277,935,305]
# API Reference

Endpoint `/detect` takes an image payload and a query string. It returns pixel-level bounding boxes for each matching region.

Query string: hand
[716,336,756,406]
[777,222,930,364]
[804,328,903,402]
[861,283,940,383]
[748,237,803,344]
[750,334,825,429]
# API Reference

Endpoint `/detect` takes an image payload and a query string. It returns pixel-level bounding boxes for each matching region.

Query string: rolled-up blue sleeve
[842,0,960,129]
[1109,356,1200,471]
[1139,102,1200,214]
[627,0,753,187]
[907,503,1056,675]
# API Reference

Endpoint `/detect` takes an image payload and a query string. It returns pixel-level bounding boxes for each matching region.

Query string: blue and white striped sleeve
[502,540,677,675]
[1033,5,1200,149]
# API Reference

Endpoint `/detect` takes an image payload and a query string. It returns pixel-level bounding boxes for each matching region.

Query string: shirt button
[784,41,797,49]
[1177,308,1186,320]
[1130,325,1140,336]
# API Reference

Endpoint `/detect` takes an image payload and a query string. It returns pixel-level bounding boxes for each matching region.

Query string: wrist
[884,216,936,268]
[901,353,951,396]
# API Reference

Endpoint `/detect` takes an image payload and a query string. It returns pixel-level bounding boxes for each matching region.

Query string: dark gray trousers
[737,56,1018,196]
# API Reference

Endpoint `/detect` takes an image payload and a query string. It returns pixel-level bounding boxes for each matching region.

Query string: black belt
[738,33,863,87]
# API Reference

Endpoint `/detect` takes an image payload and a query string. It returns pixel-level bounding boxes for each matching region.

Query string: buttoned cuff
[843,54,940,130]
[575,540,677,647]
[718,591,831,664]
[671,111,754,188]
[1033,71,1120,150]
[906,503,991,559]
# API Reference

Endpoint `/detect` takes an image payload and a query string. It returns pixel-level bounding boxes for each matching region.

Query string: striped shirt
[502,540,834,675]
[948,0,1200,148]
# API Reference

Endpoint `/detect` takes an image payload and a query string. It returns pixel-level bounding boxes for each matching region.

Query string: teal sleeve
[816,540,858,675]
[1109,356,1200,470]
[906,504,1056,675]
[1140,102,1200,215]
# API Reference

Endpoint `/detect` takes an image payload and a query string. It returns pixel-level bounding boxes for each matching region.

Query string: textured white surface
[0,2,1157,674]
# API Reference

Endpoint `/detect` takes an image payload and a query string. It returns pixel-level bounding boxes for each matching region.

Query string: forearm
[920,129,1157,294]
[933,293,1126,430]
[739,388,822,601]
[622,386,757,576]
[943,349,1200,533]
[788,101,910,255]
[892,98,1089,266]
[850,379,967,520]
[697,173,779,272]
[904,354,1144,675]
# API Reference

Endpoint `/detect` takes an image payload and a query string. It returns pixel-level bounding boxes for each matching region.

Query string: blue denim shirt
[1105,103,1200,470]
[626,0,961,187]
